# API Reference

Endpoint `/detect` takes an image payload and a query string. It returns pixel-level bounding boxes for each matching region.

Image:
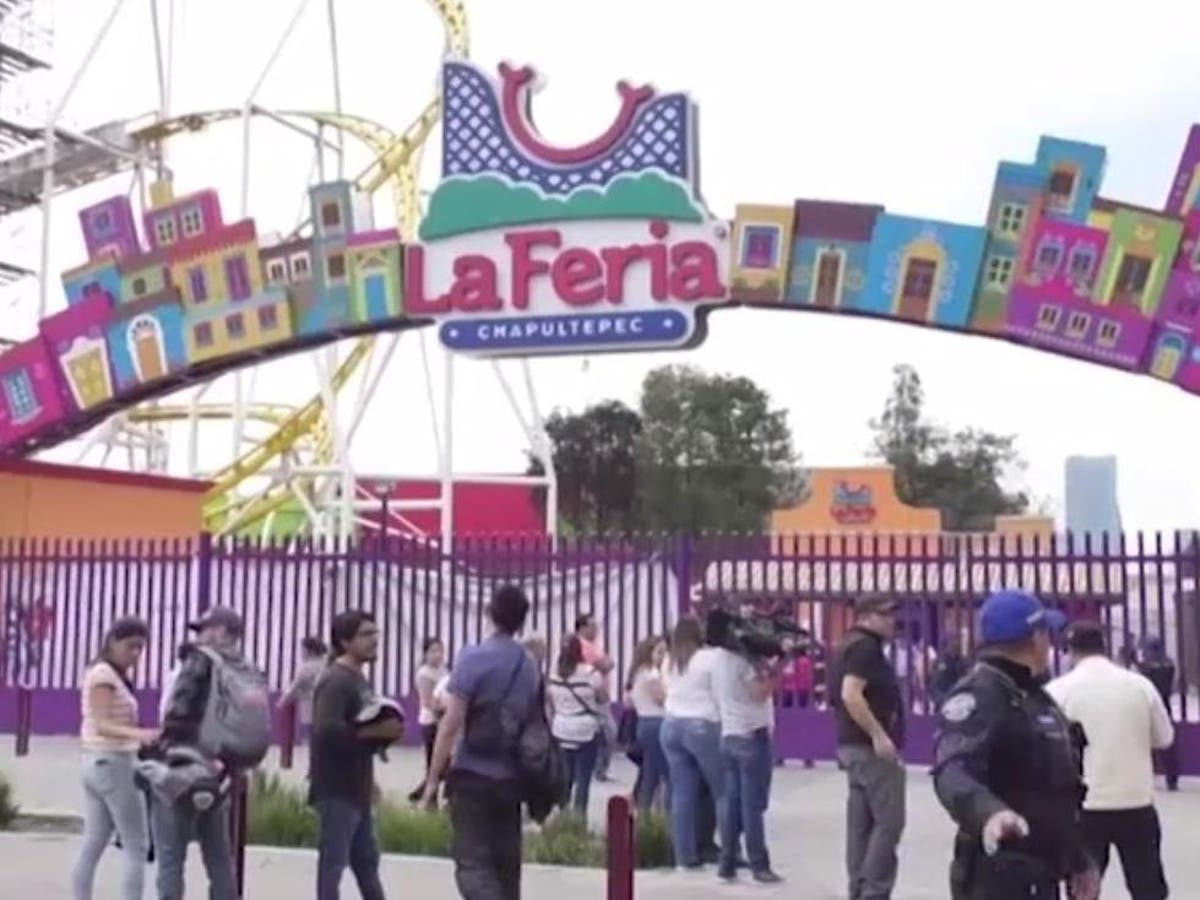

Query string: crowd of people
[66,582,1185,900]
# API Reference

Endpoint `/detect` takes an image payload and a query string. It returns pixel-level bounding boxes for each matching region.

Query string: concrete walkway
[2,737,1198,897]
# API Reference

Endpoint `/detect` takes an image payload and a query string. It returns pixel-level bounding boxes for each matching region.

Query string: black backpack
[515,674,568,823]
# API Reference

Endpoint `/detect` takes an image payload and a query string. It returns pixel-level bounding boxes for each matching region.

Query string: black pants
[448,771,523,900]
[1154,730,1180,789]
[1081,806,1168,900]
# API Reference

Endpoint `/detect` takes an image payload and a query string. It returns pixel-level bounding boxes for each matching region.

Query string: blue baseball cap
[979,590,1066,645]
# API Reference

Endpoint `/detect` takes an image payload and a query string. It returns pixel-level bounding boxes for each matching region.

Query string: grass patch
[0,771,18,830]
[246,773,666,869]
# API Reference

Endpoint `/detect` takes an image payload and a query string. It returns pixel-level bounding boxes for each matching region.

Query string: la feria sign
[405,60,730,356]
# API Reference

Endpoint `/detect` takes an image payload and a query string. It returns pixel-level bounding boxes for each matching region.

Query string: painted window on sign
[1,370,40,424]
[1036,304,1061,331]
[194,322,214,348]
[1097,320,1121,348]
[1046,165,1078,213]
[996,203,1026,238]
[321,201,343,230]
[266,259,287,284]
[1113,254,1153,304]
[225,313,246,340]
[327,252,347,282]
[154,216,177,246]
[985,255,1014,289]
[225,256,252,301]
[1065,311,1090,339]
[188,267,208,302]
[90,209,113,237]
[1068,245,1097,288]
[901,258,937,301]
[258,305,278,331]
[291,253,311,279]
[181,205,204,239]
[1035,237,1064,273]
[740,225,780,269]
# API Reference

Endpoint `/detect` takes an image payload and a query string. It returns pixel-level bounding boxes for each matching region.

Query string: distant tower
[1064,456,1122,539]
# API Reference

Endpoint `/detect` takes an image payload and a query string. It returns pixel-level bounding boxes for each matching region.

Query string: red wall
[361,478,545,536]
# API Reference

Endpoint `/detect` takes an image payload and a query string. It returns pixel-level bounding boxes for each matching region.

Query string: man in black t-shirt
[310,610,403,900]
[830,596,906,900]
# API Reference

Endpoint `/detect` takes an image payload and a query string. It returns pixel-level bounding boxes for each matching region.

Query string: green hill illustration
[419,171,705,241]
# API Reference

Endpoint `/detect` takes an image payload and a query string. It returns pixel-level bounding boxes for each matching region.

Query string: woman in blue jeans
[660,617,725,869]
[627,635,670,810]
[549,634,608,816]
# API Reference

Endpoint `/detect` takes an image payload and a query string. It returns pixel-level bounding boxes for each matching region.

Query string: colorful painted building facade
[106,289,189,391]
[306,181,375,336]
[78,195,141,261]
[0,339,65,447]
[729,204,794,302]
[971,161,1045,331]
[858,214,988,327]
[1036,137,1106,224]
[785,200,882,309]
[38,293,118,412]
[347,230,404,325]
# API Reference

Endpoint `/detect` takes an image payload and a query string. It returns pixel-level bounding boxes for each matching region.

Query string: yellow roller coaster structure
[123,0,469,536]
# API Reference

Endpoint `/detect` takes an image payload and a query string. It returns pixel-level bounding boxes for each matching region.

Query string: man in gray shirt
[422,585,540,900]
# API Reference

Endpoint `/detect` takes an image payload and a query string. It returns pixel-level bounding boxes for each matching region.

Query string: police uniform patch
[941,693,977,723]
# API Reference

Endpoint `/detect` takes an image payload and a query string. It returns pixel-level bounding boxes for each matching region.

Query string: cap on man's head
[187,606,244,638]
[979,590,1065,645]
[854,596,899,617]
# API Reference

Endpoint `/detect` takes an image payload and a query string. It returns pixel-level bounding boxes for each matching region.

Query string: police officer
[932,590,1101,900]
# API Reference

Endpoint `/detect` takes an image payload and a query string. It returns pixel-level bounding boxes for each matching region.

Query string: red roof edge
[0,458,212,493]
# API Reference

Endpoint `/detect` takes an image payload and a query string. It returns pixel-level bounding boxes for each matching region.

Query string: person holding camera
[712,630,785,885]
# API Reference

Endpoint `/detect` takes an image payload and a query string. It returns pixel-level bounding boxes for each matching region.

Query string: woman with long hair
[408,635,448,804]
[660,615,724,870]
[626,635,669,811]
[548,632,607,816]
[72,615,157,900]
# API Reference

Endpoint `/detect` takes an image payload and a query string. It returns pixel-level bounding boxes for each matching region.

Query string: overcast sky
[5,0,1200,531]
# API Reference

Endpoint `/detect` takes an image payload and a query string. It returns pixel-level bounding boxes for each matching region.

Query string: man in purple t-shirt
[422,585,540,899]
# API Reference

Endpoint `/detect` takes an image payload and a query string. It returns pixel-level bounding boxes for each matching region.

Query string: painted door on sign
[814,250,842,307]
[225,256,252,301]
[365,273,390,321]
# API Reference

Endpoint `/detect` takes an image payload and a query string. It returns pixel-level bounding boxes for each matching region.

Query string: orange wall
[772,466,941,534]
[0,460,207,540]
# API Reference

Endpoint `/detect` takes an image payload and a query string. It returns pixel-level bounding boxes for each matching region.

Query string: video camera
[706,605,811,661]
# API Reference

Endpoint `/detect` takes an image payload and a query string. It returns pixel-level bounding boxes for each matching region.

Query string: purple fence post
[196,531,214,615]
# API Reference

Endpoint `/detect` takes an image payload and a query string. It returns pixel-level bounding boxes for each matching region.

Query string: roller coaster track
[122,0,469,535]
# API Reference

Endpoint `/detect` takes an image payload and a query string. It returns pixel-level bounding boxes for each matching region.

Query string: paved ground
[2,737,1197,898]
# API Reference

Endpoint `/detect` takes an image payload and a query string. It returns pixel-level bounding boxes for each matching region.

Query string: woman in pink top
[72,616,157,900]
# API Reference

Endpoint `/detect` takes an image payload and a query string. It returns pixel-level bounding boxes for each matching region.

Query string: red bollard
[228,772,248,897]
[279,701,296,770]
[606,795,634,900]
[14,686,31,757]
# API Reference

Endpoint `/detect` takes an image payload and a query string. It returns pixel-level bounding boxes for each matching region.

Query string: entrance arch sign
[1,59,1200,457]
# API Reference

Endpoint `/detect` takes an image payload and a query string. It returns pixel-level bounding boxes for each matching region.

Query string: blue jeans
[719,729,773,875]
[72,752,148,900]
[151,793,237,900]
[315,797,386,900]
[660,716,724,868]
[561,734,600,815]
[634,716,669,811]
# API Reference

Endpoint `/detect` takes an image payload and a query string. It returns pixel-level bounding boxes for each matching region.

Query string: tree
[526,400,642,533]
[636,365,806,533]
[869,364,1028,531]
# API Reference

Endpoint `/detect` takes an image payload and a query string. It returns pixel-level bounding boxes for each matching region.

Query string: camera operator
[711,611,786,885]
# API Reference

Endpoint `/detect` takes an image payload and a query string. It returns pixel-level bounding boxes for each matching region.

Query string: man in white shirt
[1047,620,1173,900]
[712,642,783,885]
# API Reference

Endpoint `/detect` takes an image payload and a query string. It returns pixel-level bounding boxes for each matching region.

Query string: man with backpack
[153,606,271,900]
[309,609,403,900]
[421,584,549,900]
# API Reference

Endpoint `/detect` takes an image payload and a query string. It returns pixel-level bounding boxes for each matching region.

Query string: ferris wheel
[0,0,558,545]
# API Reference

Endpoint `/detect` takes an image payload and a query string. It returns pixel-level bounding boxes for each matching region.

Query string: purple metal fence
[1,530,1197,770]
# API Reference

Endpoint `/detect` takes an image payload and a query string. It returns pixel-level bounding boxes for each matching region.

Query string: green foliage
[419,173,703,241]
[527,400,642,533]
[375,804,453,857]
[246,771,317,848]
[245,774,667,869]
[637,365,806,533]
[869,364,1028,531]
[633,811,673,869]
[0,771,19,830]
[523,813,604,867]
